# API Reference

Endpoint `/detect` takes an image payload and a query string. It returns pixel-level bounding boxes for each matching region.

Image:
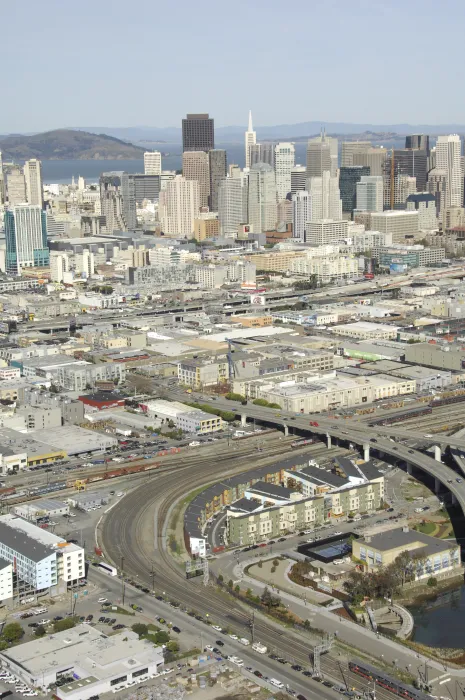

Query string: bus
[98,562,118,576]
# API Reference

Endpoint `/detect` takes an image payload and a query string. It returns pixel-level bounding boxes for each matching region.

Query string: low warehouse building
[13,499,69,522]
[0,625,164,699]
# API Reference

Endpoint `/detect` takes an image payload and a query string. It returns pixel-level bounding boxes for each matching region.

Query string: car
[98,617,105,623]
[333,531,343,536]
[211,625,222,631]
[278,537,286,542]
[298,531,305,536]
[267,540,276,545]
[98,597,107,603]
[172,626,181,633]
[370,438,377,443]
[54,615,63,621]
[254,670,263,678]
[113,624,125,630]
[215,640,224,646]
[297,695,308,700]
[39,619,50,625]
[205,645,214,652]
[448,479,453,483]
[109,618,116,624]
[457,478,463,483]
[302,671,312,677]
[277,657,287,664]
[229,634,239,640]
[387,508,394,512]
[212,647,221,654]
[408,450,414,454]
[291,664,302,671]
[86,614,93,621]
[28,622,38,628]
[322,680,333,687]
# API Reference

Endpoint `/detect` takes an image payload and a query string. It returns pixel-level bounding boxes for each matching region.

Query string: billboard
[250,295,265,305]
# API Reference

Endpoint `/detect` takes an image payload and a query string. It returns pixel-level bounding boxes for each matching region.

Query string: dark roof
[0,518,54,562]
[362,527,458,555]
[406,193,435,203]
[0,557,10,571]
[228,498,262,513]
[78,392,122,402]
[247,481,293,499]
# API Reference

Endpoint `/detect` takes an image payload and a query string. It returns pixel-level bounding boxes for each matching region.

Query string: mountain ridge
[0,129,145,160]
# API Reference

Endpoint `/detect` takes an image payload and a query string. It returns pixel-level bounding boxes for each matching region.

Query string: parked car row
[0,670,37,696]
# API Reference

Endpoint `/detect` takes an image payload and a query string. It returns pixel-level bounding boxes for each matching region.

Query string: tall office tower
[245,111,256,169]
[160,171,176,191]
[406,193,437,230]
[208,149,227,211]
[339,166,370,216]
[159,175,199,237]
[4,205,49,275]
[292,190,311,241]
[386,149,428,191]
[182,113,214,152]
[100,172,134,232]
[306,139,332,179]
[405,134,430,154]
[132,174,160,203]
[291,165,307,194]
[383,159,417,210]
[6,168,26,205]
[229,164,241,178]
[352,148,387,176]
[218,174,248,238]
[248,163,277,233]
[428,148,436,172]
[274,143,295,200]
[341,141,371,167]
[427,169,447,220]
[144,151,162,175]
[436,134,462,207]
[356,176,384,213]
[308,133,338,176]
[50,252,70,283]
[75,250,95,277]
[306,171,342,221]
[24,159,44,207]
[0,151,4,205]
[182,150,210,209]
[249,143,275,168]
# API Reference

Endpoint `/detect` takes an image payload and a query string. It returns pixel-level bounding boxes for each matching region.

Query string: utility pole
[150,562,155,592]
[121,556,125,606]
[250,610,255,643]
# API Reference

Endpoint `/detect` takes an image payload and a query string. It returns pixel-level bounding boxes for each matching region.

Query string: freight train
[348,659,432,700]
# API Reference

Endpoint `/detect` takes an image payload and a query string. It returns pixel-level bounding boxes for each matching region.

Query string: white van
[270,679,284,689]
[252,642,267,654]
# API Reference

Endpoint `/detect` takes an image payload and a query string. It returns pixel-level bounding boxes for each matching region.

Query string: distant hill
[0,129,145,160]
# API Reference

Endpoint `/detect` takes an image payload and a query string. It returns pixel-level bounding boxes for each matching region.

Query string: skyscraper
[182,151,210,209]
[24,159,44,207]
[144,151,162,175]
[352,148,387,177]
[341,141,371,167]
[4,205,49,275]
[307,133,338,176]
[182,113,214,152]
[339,166,370,216]
[356,176,384,213]
[132,174,160,203]
[159,175,199,237]
[405,134,430,154]
[249,143,275,168]
[292,190,311,241]
[208,149,227,211]
[248,163,277,233]
[244,111,256,170]
[274,143,295,200]
[406,193,437,230]
[306,139,332,179]
[436,134,462,208]
[386,149,428,191]
[427,169,447,219]
[100,172,136,232]
[291,165,307,194]
[218,175,248,238]
[6,168,26,205]
[306,171,342,221]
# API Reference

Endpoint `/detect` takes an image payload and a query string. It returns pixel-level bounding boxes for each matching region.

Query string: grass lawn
[415,521,437,535]
[101,605,135,616]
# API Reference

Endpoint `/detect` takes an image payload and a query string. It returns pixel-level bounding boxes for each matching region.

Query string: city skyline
[3,0,465,132]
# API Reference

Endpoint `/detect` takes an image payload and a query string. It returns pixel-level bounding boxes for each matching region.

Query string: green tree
[228,579,233,589]
[234,585,240,593]
[131,623,148,637]
[253,398,269,407]
[218,574,224,582]
[34,625,46,638]
[155,630,170,644]
[225,392,246,402]
[166,640,179,653]
[427,577,438,587]
[53,618,76,633]
[2,622,24,643]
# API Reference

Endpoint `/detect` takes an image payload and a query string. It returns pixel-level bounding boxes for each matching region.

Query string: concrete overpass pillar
[406,463,413,475]
[326,433,332,449]
[240,414,247,427]
[434,478,441,494]
[283,424,288,437]
[363,443,370,462]
[434,445,442,462]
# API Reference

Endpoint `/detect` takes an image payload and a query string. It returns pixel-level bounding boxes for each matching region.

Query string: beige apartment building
[245,251,305,272]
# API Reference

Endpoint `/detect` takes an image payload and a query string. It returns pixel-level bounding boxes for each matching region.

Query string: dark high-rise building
[182,113,214,152]
[405,134,430,154]
[208,149,227,211]
[339,165,370,216]
[249,143,275,168]
[132,174,160,204]
[392,149,428,191]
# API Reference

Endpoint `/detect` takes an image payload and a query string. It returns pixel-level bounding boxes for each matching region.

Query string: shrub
[54,618,76,633]
[166,640,179,653]
[131,623,149,637]
[427,577,438,587]
[155,630,169,644]
[2,622,24,643]
[34,625,46,638]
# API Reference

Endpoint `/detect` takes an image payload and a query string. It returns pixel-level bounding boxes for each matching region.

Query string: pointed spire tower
[245,110,257,169]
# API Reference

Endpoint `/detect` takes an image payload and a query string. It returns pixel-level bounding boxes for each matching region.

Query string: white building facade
[274,142,295,200]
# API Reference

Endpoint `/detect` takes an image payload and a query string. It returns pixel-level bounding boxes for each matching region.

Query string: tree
[2,622,24,643]
[228,579,233,589]
[53,618,76,633]
[34,625,46,638]
[427,577,438,587]
[234,584,240,593]
[166,640,179,653]
[155,630,169,644]
[260,586,281,610]
[131,623,148,637]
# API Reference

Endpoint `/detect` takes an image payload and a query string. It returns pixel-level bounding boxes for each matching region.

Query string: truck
[251,642,267,654]
[115,428,132,437]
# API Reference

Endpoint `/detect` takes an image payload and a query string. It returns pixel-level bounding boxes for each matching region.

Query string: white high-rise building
[306,171,342,221]
[274,142,295,200]
[292,190,311,241]
[182,151,210,208]
[248,163,277,233]
[50,253,70,283]
[159,175,200,237]
[75,250,95,278]
[436,134,462,208]
[218,175,248,238]
[245,111,256,170]
[24,159,44,207]
[4,205,49,275]
[6,168,26,205]
[305,220,349,246]
[144,151,162,176]
[356,176,383,213]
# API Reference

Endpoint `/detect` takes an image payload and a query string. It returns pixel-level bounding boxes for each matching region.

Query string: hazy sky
[3,0,465,132]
